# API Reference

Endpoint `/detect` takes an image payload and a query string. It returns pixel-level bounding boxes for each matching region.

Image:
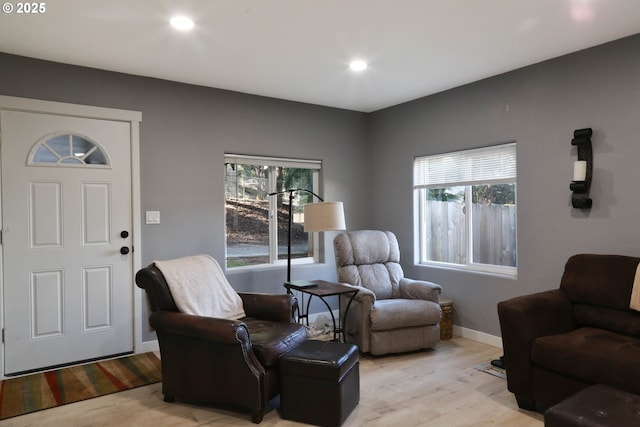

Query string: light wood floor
[1,337,543,427]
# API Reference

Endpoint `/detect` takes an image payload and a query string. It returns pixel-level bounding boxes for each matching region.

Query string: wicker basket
[439,298,453,340]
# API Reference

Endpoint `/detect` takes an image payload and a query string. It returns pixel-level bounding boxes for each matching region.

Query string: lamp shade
[303,201,346,232]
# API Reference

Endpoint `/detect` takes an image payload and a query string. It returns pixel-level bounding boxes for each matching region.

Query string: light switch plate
[146,210,160,224]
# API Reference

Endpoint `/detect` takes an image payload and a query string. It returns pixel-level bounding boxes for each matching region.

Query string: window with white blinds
[414,143,516,188]
[224,154,322,170]
[413,142,517,276]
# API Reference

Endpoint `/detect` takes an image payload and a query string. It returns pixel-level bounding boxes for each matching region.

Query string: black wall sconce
[569,128,593,209]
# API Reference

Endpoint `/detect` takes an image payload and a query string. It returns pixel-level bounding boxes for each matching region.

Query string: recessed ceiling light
[170,15,194,31]
[349,60,368,72]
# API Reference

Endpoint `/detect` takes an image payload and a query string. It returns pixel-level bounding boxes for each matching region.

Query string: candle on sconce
[573,160,587,182]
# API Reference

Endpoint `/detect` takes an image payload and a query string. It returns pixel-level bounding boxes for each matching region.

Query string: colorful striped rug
[0,352,162,420]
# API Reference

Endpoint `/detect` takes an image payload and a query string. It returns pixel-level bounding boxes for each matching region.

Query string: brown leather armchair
[136,263,308,423]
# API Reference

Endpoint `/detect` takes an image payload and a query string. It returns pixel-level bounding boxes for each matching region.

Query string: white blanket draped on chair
[155,254,246,319]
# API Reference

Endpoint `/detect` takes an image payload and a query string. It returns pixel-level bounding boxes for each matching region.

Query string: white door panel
[1,110,134,374]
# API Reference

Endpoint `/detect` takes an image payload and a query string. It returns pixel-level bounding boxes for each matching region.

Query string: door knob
[120,246,130,255]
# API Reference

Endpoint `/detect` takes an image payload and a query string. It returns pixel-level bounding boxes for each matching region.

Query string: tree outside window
[224,155,320,269]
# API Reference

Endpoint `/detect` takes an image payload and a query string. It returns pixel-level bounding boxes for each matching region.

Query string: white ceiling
[1,0,639,112]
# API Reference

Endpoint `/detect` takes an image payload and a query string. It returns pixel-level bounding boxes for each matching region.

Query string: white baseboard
[309,311,504,349]
[138,311,503,353]
[141,340,159,353]
[453,325,503,349]
[306,310,340,326]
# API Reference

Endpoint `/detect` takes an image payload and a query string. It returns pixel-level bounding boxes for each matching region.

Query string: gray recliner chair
[334,230,443,355]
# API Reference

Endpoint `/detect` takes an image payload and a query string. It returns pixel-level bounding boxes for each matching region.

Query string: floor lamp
[269,189,346,282]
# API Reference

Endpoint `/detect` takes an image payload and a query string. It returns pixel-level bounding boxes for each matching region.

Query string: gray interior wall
[369,34,640,335]
[1,33,639,343]
[0,53,372,343]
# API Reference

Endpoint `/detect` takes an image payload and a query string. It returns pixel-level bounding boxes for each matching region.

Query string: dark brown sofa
[497,254,640,411]
[136,263,308,423]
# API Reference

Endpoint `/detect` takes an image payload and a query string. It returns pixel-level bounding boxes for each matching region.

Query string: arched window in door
[28,133,110,167]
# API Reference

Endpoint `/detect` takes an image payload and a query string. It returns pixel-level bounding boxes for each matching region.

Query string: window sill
[415,261,517,279]
[226,257,318,275]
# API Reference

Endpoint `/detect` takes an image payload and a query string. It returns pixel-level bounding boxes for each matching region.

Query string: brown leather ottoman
[544,384,640,427]
[279,340,359,427]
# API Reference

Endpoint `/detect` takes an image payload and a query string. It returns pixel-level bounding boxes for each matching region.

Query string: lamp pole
[269,189,323,282]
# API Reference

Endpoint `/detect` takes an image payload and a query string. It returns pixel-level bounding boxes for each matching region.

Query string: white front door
[1,109,134,375]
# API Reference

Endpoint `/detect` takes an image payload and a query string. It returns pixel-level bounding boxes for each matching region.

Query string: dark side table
[284,280,358,342]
